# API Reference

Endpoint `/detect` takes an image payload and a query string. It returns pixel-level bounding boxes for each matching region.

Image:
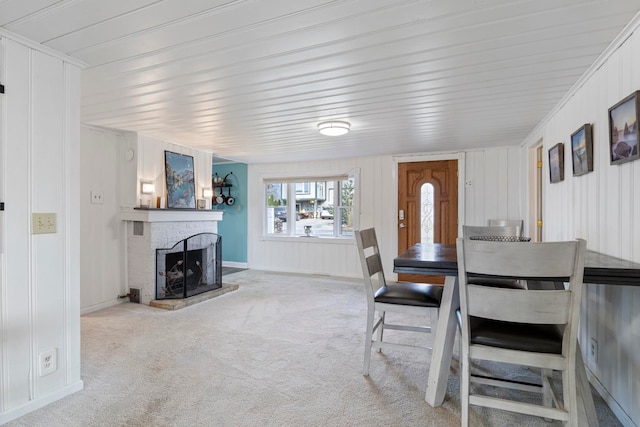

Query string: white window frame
[262,169,360,241]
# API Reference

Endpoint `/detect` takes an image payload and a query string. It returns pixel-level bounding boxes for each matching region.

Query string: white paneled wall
[0,35,83,423]
[80,126,128,314]
[247,157,389,278]
[248,149,520,279]
[464,147,521,225]
[521,16,640,426]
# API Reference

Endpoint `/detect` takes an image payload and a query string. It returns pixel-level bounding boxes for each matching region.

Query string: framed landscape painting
[164,151,196,209]
[608,91,640,165]
[548,143,564,184]
[571,124,593,176]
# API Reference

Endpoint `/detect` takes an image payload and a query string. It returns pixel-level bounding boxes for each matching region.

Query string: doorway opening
[528,141,543,242]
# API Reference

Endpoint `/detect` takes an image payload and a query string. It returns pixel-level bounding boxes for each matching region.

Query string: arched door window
[421,183,434,244]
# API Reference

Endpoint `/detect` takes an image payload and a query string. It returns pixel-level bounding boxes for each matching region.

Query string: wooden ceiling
[2,0,639,164]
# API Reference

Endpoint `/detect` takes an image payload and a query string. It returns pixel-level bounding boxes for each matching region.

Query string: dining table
[393,242,640,424]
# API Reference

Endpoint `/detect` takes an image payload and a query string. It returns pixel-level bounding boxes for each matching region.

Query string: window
[420,183,434,244]
[264,172,358,239]
[295,182,310,195]
[266,183,288,234]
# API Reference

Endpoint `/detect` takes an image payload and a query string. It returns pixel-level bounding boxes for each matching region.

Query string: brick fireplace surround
[120,209,224,305]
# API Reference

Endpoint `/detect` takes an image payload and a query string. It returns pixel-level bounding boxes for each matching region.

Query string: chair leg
[541,368,553,422]
[562,365,579,427]
[376,311,385,351]
[363,307,375,376]
[430,308,439,334]
[460,341,470,427]
[575,348,598,426]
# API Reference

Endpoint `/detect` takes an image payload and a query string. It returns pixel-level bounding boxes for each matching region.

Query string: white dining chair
[456,237,591,426]
[354,228,443,375]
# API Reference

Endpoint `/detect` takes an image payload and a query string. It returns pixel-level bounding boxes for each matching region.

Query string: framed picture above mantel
[164,151,196,209]
[608,90,640,165]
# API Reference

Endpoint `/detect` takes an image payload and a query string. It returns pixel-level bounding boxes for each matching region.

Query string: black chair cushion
[375,282,443,307]
[456,310,563,354]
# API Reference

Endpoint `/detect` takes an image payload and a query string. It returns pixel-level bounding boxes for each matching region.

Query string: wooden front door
[397,160,458,283]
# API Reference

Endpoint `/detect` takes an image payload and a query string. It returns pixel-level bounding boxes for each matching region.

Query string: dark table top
[394,243,640,286]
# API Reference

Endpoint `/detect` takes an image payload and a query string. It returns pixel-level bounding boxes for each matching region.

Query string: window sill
[260,235,354,244]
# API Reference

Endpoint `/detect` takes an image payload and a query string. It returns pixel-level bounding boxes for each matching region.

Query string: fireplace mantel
[120,208,223,223]
[120,208,224,305]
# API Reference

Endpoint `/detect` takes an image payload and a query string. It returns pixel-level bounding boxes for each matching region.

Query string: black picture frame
[571,124,593,176]
[608,91,640,165]
[164,151,196,209]
[549,143,564,184]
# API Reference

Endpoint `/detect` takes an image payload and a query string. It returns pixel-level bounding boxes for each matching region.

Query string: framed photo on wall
[548,143,564,184]
[164,151,196,209]
[608,91,640,165]
[571,124,593,176]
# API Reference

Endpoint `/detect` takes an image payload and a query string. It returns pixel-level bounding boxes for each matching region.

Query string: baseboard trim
[222,261,248,269]
[80,297,127,315]
[586,368,636,426]
[0,380,84,424]
[248,265,361,280]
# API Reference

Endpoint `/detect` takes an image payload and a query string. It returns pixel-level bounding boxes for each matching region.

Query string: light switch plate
[32,213,56,234]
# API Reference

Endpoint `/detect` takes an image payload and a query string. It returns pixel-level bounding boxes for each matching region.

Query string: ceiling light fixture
[318,120,350,136]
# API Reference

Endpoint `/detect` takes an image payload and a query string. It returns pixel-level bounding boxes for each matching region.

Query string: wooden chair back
[457,237,586,330]
[355,228,386,299]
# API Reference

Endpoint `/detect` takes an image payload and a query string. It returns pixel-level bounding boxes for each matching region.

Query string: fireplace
[156,233,222,300]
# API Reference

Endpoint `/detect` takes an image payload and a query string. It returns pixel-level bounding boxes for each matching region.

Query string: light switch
[32,213,56,234]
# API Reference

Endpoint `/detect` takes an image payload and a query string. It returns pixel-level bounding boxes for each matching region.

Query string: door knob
[399,223,406,228]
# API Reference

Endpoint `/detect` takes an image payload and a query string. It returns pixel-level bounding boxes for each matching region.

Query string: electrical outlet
[91,190,104,204]
[590,338,598,362]
[129,288,140,304]
[32,213,56,234]
[39,348,57,376]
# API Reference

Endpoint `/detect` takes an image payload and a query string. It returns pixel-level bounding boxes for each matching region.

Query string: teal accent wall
[213,163,248,263]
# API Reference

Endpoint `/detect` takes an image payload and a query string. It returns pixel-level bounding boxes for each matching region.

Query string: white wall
[79,129,213,313]
[0,35,83,423]
[80,126,130,314]
[521,15,640,426]
[248,156,393,277]
[464,147,521,225]
[248,148,521,279]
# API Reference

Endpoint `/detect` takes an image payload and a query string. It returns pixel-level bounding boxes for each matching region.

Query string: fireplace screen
[156,233,222,300]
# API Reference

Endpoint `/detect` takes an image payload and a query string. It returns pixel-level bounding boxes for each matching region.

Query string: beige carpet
[8,270,621,426]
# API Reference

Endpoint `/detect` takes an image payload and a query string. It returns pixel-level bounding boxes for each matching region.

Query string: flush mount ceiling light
[317,120,350,136]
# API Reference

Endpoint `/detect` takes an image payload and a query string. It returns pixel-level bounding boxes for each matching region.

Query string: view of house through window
[265,175,355,238]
